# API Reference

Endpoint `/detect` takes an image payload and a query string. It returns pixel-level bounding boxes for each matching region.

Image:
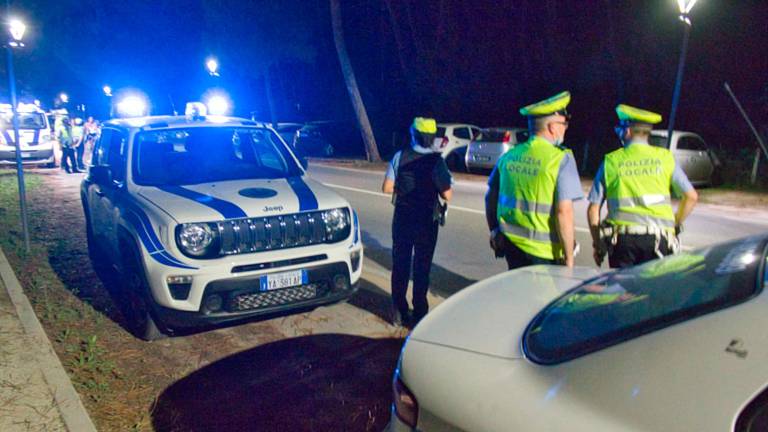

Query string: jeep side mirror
[90,165,112,185]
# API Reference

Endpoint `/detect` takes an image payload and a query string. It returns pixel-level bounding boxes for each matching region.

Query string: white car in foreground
[390,235,768,431]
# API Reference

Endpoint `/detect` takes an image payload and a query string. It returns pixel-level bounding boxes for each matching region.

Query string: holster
[433,201,448,226]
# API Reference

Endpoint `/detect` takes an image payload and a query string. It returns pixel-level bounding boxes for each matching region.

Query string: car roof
[103,115,262,131]
[437,122,479,128]
[482,127,525,132]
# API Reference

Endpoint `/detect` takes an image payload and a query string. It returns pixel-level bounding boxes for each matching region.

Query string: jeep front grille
[215,210,349,256]
[228,282,328,311]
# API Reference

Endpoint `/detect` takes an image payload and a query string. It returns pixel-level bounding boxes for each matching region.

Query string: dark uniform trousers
[609,234,673,268]
[61,146,78,173]
[391,208,439,321]
[496,233,557,270]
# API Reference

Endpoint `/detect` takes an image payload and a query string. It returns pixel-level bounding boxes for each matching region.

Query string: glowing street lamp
[8,19,24,47]
[59,92,69,104]
[5,17,30,252]
[103,85,112,97]
[666,0,699,147]
[206,57,219,77]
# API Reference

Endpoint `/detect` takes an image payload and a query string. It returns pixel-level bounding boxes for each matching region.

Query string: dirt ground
[0,168,405,431]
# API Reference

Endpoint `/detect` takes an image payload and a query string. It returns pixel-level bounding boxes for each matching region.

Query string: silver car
[465,127,528,173]
[649,130,720,186]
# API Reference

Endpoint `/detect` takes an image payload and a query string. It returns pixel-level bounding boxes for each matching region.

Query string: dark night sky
[3,0,767,165]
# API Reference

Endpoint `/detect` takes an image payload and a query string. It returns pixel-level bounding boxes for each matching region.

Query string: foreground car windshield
[524,236,768,365]
[133,127,303,185]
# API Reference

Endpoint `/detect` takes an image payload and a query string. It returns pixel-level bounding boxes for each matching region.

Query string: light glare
[116,95,147,117]
[8,19,25,42]
[677,0,699,14]
[206,95,230,115]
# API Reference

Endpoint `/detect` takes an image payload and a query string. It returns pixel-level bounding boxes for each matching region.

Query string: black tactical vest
[394,149,442,217]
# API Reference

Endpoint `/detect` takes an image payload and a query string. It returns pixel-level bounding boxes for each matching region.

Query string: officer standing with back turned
[485,91,583,270]
[382,117,453,327]
[587,104,698,268]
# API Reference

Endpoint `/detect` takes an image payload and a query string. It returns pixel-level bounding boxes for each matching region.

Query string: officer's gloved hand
[489,228,505,258]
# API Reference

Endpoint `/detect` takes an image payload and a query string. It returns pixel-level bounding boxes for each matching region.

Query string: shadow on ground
[361,230,478,298]
[152,333,404,432]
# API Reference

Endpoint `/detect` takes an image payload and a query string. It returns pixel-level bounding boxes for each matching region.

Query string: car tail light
[503,130,512,147]
[393,373,419,427]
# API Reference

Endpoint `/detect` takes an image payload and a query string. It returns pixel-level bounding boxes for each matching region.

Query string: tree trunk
[330,0,381,162]
[264,64,278,127]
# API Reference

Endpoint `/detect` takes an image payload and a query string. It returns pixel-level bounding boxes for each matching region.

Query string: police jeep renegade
[81,113,363,340]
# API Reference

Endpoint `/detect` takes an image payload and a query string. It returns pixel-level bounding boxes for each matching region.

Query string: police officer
[382,117,453,327]
[57,117,80,174]
[485,91,583,270]
[587,104,698,268]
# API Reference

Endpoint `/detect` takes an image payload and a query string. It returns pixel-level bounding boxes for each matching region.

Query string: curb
[0,247,98,432]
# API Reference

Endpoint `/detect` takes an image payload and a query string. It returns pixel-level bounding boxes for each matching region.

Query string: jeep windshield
[133,127,304,185]
[524,235,768,365]
[0,112,47,129]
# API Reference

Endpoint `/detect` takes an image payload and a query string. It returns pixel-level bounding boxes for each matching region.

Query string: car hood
[409,265,600,360]
[136,176,348,223]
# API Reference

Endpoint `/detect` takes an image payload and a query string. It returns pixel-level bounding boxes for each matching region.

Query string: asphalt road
[308,162,768,297]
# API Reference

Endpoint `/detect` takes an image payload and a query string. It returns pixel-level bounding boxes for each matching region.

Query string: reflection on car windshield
[0,112,46,129]
[524,235,767,365]
[133,127,302,185]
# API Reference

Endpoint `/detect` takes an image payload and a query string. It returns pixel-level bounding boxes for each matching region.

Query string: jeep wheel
[121,251,167,341]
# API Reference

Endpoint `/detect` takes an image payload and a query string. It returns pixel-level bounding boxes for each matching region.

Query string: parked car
[0,103,55,167]
[81,112,363,340]
[465,127,528,173]
[389,234,768,431]
[433,123,481,170]
[649,130,720,186]
[293,123,335,157]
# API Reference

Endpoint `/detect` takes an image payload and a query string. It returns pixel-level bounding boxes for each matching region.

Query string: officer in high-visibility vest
[382,117,453,327]
[485,91,583,269]
[587,104,698,268]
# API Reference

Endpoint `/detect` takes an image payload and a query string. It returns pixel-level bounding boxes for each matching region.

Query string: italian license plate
[260,269,307,291]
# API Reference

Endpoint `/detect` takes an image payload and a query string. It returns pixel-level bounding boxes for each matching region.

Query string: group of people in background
[383,91,698,328]
[55,115,100,174]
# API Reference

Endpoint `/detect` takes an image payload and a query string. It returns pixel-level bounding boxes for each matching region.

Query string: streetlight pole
[5,18,29,253]
[666,0,698,148]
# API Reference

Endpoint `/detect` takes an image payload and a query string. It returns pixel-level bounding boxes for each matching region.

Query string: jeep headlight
[323,208,351,242]
[176,223,217,257]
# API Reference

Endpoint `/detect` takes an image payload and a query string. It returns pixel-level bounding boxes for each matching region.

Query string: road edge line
[0,247,97,432]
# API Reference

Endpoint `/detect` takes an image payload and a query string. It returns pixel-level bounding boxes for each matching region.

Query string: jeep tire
[121,247,167,341]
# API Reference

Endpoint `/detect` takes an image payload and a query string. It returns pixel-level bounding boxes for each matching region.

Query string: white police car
[81,112,363,340]
[0,103,55,166]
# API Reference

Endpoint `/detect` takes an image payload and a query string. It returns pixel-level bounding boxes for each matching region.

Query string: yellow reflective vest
[604,143,676,232]
[497,136,569,260]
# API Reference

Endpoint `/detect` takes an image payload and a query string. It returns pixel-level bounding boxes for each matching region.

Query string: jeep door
[87,127,128,262]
